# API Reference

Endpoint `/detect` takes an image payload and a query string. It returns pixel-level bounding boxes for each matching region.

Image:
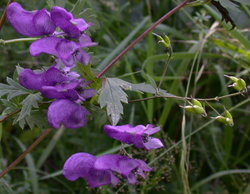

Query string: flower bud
[153,33,171,48]
[212,110,234,126]
[191,99,203,107]
[180,99,206,116]
[225,75,246,92]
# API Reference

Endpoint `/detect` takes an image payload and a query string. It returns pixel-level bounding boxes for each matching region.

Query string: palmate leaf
[17,93,43,121]
[99,78,173,125]
[0,77,29,100]
[99,79,127,126]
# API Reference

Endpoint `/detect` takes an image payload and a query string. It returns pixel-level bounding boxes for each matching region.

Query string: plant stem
[0,0,13,31]
[0,128,52,178]
[0,38,39,44]
[96,0,190,78]
[0,109,20,123]
[128,90,247,103]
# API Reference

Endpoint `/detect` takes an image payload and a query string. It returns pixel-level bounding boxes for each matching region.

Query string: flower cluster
[63,153,152,188]
[63,124,164,187]
[7,2,97,129]
[7,3,165,189]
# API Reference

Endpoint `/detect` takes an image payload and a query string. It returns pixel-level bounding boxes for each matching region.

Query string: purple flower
[63,153,152,188]
[94,154,152,184]
[48,99,89,129]
[51,6,91,39]
[30,34,97,66]
[19,67,96,101]
[7,2,56,37]
[63,153,119,188]
[104,124,164,150]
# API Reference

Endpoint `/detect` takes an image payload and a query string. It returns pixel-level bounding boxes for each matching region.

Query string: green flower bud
[212,110,234,126]
[153,33,171,48]
[181,100,206,116]
[191,99,203,108]
[233,78,246,91]
[225,75,246,92]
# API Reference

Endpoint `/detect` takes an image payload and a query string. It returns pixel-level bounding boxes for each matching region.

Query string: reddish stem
[0,0,14,31]
[0,128,52,178]
[96,0,190,78]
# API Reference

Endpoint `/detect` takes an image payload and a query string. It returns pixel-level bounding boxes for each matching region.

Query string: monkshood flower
[7,3,91,38]
[7,3,95,67]
[51,6,91,39]
[30,34,97,67]
[63,153,152,188]
[6,2,56,37]
[104,124,164,150]
[18,67,95,129]
[48,99,89,129]
[19,66,96,101]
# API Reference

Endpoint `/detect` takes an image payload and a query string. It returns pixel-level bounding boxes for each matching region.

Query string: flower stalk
[0,128,52,178]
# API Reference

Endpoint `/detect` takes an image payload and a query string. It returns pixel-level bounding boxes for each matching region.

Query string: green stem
[128,90,247,103]
[0,38,39,45]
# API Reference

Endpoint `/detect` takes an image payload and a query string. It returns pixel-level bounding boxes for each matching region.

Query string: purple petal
[19,69,45,91]
[47,99,89,129]
[44,67,70,85]
[55,39,79,59]
[51,6,80,38]
[104,125,142,146]
[7,2,55,37]
[71,18,91,31]
[63,152,96,181]
[95,154,139,175]
[104,124,163,150]
[75,49,91,65]
[143,137,164,150]
[126,173,137,184]
[63,152,119,188]
[30,37,63,56]
[144,125,161,135]
[42,86,79,100]
[86,168,118,188]
[79,88,96,99]
[79,34,98,48]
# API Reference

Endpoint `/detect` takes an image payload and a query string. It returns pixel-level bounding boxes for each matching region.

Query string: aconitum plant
[0,0,248,193]
[3,2,164,188]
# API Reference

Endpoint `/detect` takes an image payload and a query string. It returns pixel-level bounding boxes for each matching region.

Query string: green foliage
[99,78,172,125]
[0,78,29,100]
[0,0,250,193]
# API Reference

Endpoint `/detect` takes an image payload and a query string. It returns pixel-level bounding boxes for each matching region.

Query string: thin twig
[0,0,13,31]
[96,0,190,78]
[128,90,247,103]
[0,109,20,123]
[0,128,52,178]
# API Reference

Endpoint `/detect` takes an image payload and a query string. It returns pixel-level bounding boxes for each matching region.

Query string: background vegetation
[0,0,250,193]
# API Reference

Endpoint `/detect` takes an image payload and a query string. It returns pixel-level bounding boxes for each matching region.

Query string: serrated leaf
[99,78,174,125]
[99,78,128,125]
[17,93,42,121]
[0,180,14,194]
[0,77,29,100]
